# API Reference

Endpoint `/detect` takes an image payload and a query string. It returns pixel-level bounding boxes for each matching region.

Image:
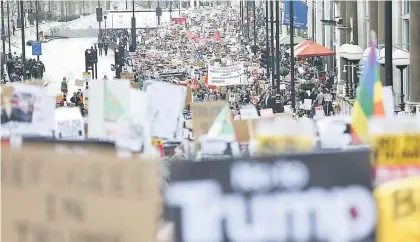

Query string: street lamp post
[289,0,296,113]
[6,0,11,56]
[264,0,270,80]
[20,1,26,79]
[384,1,393,87]
[130,0,136,52]
[269,0,274,88]
[246,1,250,40]
[338,44,352,97]
[393,49,410,111]
[169,0,173,19]
[253,0,256,47]
[275,0,280,105]
[345,44,363,98]
[35,0,40,61]
[1,0,5,59]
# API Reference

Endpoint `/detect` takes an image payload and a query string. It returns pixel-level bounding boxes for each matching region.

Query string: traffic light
[156,7,162,17]
[114,46,125,78]
[85,49,94,71]
[260,48,270,68]
[96,8,103,22]
[118,45,125,65]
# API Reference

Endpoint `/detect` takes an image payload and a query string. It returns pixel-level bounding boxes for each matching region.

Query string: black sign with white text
[165,149,375,242]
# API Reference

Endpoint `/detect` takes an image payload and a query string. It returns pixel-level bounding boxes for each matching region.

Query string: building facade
[307,0,419,108]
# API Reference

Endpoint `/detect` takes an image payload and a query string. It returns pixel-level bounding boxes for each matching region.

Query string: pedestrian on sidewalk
[104,42,109,56]
[61,77,68,94]
[98,41,103,56]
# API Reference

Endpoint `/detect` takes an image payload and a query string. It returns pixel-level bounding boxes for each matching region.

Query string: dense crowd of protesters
[96,4,338,120]
[2,53,45,83]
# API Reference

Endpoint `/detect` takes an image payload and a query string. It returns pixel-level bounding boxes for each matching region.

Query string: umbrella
[295,42,336,58]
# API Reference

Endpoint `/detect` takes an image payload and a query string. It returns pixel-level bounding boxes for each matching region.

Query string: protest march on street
[1,1,420,242]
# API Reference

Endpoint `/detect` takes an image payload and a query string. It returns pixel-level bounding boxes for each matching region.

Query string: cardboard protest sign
[121,72,134,80]
[260,108,274,118]
[375,177,420,242]
[254,119,315,154]
[232,120,250,143]
[2,145,160,242]
[191,101,226,144]
[165,149,375,242]
[75,79,85,87]
[369,117,420,184]
[185,87,193,105]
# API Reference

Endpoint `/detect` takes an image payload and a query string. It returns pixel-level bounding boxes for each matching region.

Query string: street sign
[32,41,42,55]
[83,72,90,82]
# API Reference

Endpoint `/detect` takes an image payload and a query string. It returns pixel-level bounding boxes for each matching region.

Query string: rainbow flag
[350,36,385,144]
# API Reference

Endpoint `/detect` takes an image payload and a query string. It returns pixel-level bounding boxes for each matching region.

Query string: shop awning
[285,40,313,54]
[295,42,336,58]
[279,35,307,45]
[294,40,314,50]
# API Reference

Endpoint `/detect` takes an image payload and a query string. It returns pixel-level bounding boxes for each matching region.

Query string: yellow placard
[83,72,90,81]
[371,134,420,166]
[84,96,88,109]
[255,136,313,154]
[152,138,163,146]
[375,177,420,242]
[121,72,134,80]
[56,94,63,103]
[259,81,265,89]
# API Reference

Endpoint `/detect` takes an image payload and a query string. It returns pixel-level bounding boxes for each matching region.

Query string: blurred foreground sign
[375,177,420,242]
[165,149,375,242]
[2,145,160,242]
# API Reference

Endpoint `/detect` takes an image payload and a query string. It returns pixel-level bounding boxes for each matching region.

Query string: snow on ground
[63,11,181,29]
[10,37,115,96]
[7,16,114,97]
[20,38,115,96]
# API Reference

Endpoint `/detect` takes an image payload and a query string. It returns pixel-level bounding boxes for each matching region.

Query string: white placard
[1,83,55,137]
[207,64,244,86]
[88,79,131,139]
[280,84,286,90]
[260,108,274,118]
[304,99,312,110]
[54,107,85,140]
[324,94,333,101]
[240,105,259,120]
[315,107,325,117]
[143,81,187,140]
[316,116,352,149]
[382,86,395,119]
[229,93,236,102]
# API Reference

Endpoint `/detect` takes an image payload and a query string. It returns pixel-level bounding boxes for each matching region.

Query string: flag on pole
[350,32,385,144]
